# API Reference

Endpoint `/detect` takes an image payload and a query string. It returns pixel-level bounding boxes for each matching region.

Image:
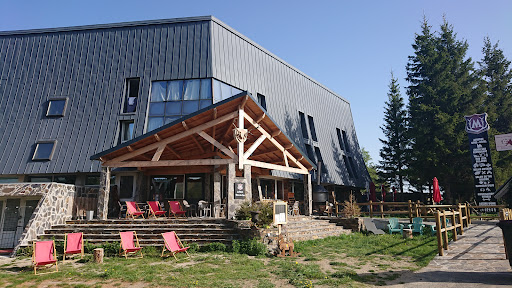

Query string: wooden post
[435,211,443,256]
[416,200,421,217]
[97,166,111,220]
[442,212,449,251]
[450,211,458,241]
[466,202,472,224]
[408,200,412,223]
[369,200,373,218]
[380,201,384,218]
[457,205,464,234]
[93,248,104,264]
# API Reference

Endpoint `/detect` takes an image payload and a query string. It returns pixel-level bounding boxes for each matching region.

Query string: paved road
[389,220,512,287]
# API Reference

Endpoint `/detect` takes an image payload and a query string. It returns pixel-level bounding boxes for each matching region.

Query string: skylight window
[46,98,68,116]
[32,141,56,161]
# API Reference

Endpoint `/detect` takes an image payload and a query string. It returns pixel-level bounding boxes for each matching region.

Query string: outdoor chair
[408,217,426,235]
[292,201,300,216]
[64,232,84,261]
[168,201,186,218]
[119,231,143,258]
[161,231,190,260]
[125,201,145,219]
[198,200,211,217]
[147,201,166,218]
[387,218,404,234]
[33,240,58,275]
[182,199,196,217]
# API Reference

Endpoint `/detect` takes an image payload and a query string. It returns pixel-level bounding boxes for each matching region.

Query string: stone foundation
[0,183,77,254]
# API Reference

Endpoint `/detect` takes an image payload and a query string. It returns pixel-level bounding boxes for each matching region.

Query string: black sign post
[465,113,497,212]
[234,182,245,199]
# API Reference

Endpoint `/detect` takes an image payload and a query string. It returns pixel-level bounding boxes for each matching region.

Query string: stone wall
[0,183,77,253]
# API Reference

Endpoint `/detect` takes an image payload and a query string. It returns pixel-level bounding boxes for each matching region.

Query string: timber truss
[93,93,315,175]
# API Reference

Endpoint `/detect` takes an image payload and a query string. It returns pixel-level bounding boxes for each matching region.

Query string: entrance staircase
[39,216,350,247]
[282,216,349,241]
[40,218,245,247]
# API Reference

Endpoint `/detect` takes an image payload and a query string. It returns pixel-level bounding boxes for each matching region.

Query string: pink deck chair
[64,232,84,261]
[147,201,166,218]
[32,240,58,275]
[161,231,190,260]
[125,201,145,219]
[168,201,186,218]
[119,231,143,258]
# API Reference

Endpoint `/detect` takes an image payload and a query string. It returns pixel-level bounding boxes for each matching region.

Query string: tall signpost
[464,113,497,212]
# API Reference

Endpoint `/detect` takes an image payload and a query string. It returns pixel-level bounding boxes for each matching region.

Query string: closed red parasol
[370,182,377,202]
[433,177,442,203]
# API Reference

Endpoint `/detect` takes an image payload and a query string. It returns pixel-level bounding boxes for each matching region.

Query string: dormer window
[46,98,68,116]
[33,140,56,161]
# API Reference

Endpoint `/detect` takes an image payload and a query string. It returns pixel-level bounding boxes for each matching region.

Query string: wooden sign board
[273,201,287,225]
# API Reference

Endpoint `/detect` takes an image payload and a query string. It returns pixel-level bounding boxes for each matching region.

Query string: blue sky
[2,0,511,164]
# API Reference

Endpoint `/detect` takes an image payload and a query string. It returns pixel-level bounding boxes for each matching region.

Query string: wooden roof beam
[182,121,205,153]
[108,158,237,168]
[197,131,237,159]
[211,108,218,152]
[104,111,237,165]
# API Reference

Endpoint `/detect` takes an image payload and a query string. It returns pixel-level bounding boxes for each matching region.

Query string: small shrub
[341,192,361,218]
[142,245,160,257]
[230,240,241,253]
[16,246,32,257]
[100,242,120,257]
[185,242,200,253]
[238,239,267,256]
[199,242,227,252]
[235,201,253,220]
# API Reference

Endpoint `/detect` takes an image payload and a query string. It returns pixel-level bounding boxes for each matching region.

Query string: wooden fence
[435,209,464,256]
[500,208,512,221]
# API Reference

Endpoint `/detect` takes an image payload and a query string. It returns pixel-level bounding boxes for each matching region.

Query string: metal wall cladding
[0,19,212,175]
[210,20,369,188]
[0,16,369,188]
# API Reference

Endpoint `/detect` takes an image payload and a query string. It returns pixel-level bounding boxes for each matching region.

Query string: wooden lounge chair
[168,201,186,218]
[126,201,145,219]
[387,218,404,234]
[408,217,426,235]
[161,231,190,260]
[33,240,58,275]
[119,231,143,258]
[147,201,166,218]
[64,232,84,261]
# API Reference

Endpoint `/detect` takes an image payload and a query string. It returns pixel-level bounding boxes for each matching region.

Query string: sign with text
[465,113,497,212]
[495,133,512,151]
[234,182,245,199]
[273,201,288,225]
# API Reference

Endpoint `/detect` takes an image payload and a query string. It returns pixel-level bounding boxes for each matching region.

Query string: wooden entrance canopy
[91,92,315,175]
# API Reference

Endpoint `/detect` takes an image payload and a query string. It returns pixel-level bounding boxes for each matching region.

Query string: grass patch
[0,232,438,287]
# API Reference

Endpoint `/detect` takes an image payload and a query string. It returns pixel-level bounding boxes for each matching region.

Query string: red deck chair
[125,201,145,219]
[161,231,190,260]
[168,201,186,218]
[32,240,58,275]
[119,231,143,258]
[147,201,166,218]
[64,232,84,261]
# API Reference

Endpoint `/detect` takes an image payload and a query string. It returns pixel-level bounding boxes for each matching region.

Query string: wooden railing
[435,209,464,256]
[501,208,512,221]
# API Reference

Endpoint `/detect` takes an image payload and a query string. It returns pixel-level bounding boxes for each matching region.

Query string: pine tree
[378,73,408,200]
[406,17,479,202]
[477,37,512,186]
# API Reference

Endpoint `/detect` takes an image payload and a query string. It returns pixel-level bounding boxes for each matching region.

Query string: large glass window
[336,128,344,151]
[148,79,212,132]
[343,155,354,178]
[213,79,242,103]
[348,156,359,179]
[342,130,351,153]
[257,93,267,110]
[32,141,56,161]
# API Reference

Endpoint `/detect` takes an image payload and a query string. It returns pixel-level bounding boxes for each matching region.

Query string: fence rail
[435,210,464,256]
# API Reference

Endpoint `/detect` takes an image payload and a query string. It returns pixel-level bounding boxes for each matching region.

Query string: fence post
[457,205,464,234]
[466,202,472,224]
[450,211,458,241]
[408,200,412,223]
[442,212,449,251]
[416,200,421,217]
[380,201,384,218]
[435,211,443,256]
[369,200,373,218]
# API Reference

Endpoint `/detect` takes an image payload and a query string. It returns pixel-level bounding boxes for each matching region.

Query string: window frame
[307,115,318,142]
[257,93,267,110]
[46,97,68,117]
[119,120,135,143]
[299,112,309,139]
[122,78,140,114]
[32,140,57,161]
